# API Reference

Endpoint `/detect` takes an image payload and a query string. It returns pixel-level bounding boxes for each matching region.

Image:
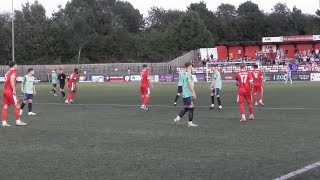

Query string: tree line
[0,0,319,64]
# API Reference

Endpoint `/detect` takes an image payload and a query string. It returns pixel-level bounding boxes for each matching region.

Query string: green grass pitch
[0,82,320,179]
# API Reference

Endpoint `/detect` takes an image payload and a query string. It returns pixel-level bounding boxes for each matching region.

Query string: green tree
[146,7,184,32]
[0,13,12,63]
[215,3,238,42]
[268,3,295,36]
[188,2,217,43]
[174,11,213,52]
[237,1,265,41]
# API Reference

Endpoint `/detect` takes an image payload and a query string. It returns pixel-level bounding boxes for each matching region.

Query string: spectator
[202,60,206,67]
[243,55,248,62]
[238,49,242,58]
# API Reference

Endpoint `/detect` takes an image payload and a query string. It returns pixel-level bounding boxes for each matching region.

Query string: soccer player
[58,69,66,99]
[140,64,153,110]
[65,69,79,104]
[285,63,293,85]
[50,69,58,96]
[174,62,198,127]
[236,64,254,122]
[252,65,265,106]
[2,61,27,127]
[173,69,184,106]
[209,65,222,110]
[20,68,36,116]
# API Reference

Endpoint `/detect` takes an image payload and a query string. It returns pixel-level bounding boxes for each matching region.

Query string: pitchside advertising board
[311,73,320,81]
[210,72,312,81]
[268,72,311,81]
[0,72,316,83]
[130,75,159,82]
[159,74,205,82]
[0,77,24,82]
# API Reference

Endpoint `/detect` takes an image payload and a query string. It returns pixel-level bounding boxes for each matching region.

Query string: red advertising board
[282,35,313,42]
[263,35,320,43]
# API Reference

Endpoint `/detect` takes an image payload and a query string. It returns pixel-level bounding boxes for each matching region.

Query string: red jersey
[69,73,78,84]
[4,69,17,92]
[140,69,150,87]
[252,70,263,86]
[236,70,253,94]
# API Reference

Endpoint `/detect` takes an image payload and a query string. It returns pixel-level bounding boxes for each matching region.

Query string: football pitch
[0,81,320,180]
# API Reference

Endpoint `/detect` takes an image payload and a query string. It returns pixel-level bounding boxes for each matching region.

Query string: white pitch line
[32,102,320,111]
[274,161,320,180]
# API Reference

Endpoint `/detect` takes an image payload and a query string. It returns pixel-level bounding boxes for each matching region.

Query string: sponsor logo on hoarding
[124,76,130,82]
[274,74,286,81]
[299,75,309,80]
[225,76,234,80]
[130,75,141,82]
[195,74,205,81]
[311,73,320,81]
[109,76,124,82]
[79,76,91,82]
[262,45,277,52]
[91,76,104,82]
[262,36,283,43]
[150,75,159,82]
[271,73,310,81]
[192,75,198,82]
[264,76,271,81]
[313,35,320,41]
[159,75,174,82]
[282,35,313,42]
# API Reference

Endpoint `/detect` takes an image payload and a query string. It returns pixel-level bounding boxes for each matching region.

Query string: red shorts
[237,93,252,104]
[140,86,150,95]
[2,91,18,105]
[253,85,263,93]
[68,83,76,92]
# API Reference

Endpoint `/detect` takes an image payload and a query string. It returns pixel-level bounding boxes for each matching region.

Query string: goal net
[205,61,262,82]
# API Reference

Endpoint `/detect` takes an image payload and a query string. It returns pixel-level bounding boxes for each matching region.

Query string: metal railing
[0,63,179,81]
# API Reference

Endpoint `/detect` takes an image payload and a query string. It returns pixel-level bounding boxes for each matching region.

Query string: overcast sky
[0,0,318,17]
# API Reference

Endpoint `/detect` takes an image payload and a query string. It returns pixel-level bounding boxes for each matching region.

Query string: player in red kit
[140,64,153,110]
[252,65,265,106]
[2,61,27,127]
[236,64,254,122]
[65,69,79,104]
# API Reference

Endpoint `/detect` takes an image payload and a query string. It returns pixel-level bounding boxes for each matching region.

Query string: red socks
[2,108,21,121]
[254,93,264,102]
[70,92,75,100]
[14,107,21,120]
[239,102,245,114]
[248,103,253,114]
[240,102,253,114]
[253,93,257,102]
[142,96,149,106]
[67,92,74,100]
[2,108,8,121]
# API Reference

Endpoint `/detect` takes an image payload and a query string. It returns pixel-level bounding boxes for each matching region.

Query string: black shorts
[211,88,220,95]
[183,97,193,106]
[53,84,57,88]
[60,83,65,89]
